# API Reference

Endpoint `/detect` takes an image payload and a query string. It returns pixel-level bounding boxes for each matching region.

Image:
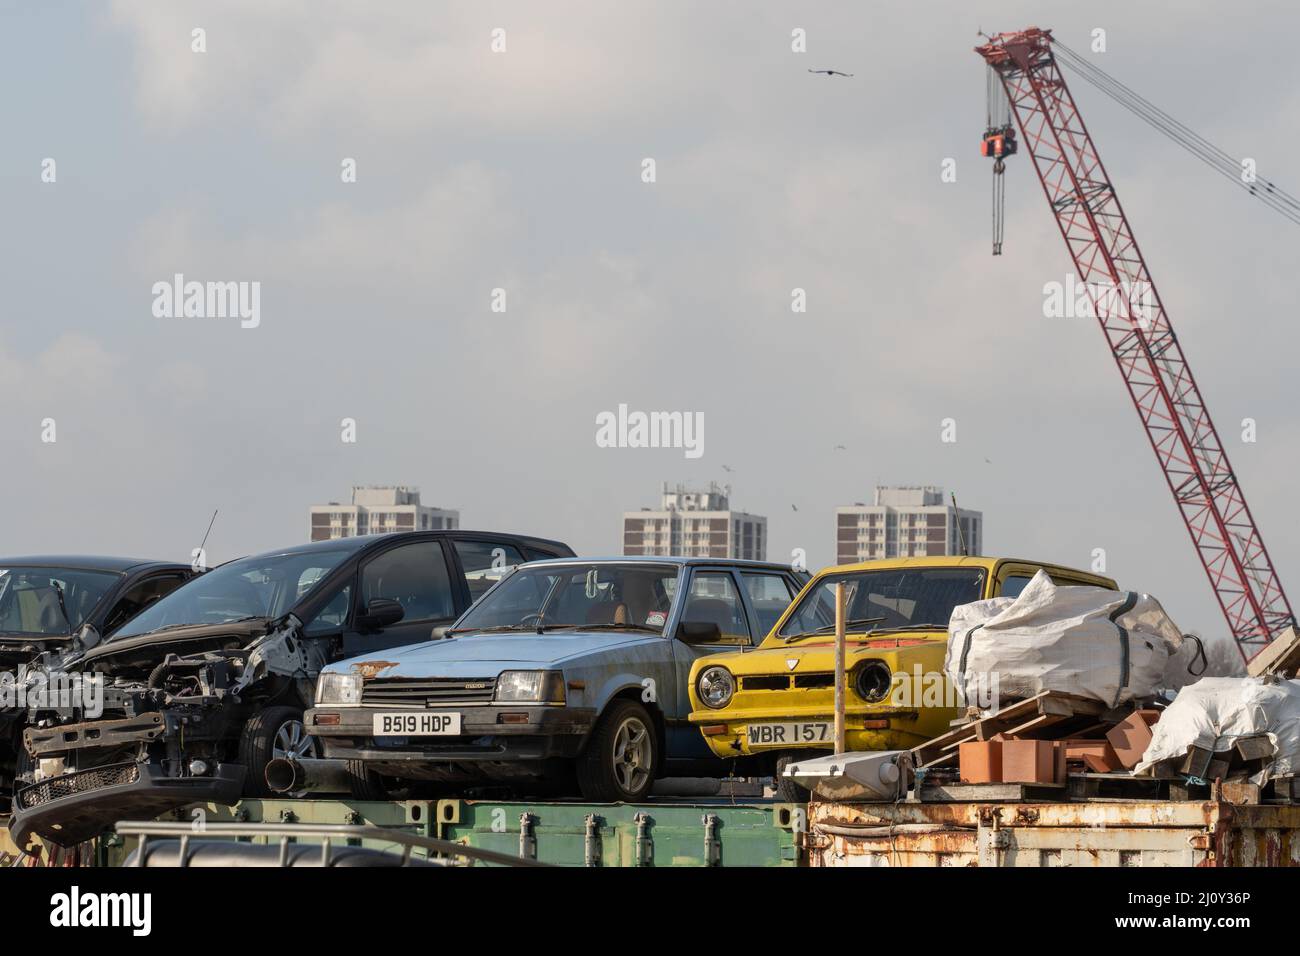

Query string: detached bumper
[10,761,245,850]
[306,705,597,767]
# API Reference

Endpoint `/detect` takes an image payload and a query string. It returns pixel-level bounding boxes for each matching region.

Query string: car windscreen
[0,567,121,636]
[777,567,986,639]
[453,563,680,634]
[112,549,352,639]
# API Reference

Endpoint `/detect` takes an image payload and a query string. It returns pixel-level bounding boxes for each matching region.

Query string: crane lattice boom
[975,27,1294,658]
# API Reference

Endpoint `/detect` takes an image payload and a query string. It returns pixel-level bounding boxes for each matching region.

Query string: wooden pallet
[912,691,1110,770]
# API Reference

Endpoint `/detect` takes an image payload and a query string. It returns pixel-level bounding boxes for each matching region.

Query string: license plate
[746,722,830,747]
[372,712,461,736]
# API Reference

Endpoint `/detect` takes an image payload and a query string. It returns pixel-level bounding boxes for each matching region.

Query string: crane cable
[1051,39,1300,227]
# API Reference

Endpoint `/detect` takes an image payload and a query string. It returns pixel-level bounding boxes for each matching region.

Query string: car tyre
[238,705,318,797]
[344,759,391,800]
[773,751,817,804]
[576,700,659,802]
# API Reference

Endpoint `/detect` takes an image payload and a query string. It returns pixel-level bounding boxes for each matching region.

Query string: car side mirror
[677,621,722,644]
[431,625,450,640]
[357,598,405,632]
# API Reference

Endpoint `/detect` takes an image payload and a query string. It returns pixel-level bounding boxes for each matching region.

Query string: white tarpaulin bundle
[1135,676,1300,776]
[945,569,1183,709]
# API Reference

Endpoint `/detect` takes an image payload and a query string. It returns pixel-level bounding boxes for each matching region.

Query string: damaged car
[11,530,573,848]
[0,555,197,802]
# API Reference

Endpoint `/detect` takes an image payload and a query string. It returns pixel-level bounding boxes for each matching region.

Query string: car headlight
[696,666,735,709]
[316,672,362,706]
[855,660,892,703]
[495,670,566,704]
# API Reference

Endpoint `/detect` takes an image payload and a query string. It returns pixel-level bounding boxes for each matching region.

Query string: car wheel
[773,751,821,804]
[344,759,390,800]
[576,700,658,802]
[239,705,318,797]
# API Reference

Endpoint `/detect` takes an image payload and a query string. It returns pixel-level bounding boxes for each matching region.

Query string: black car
[12,530,573,848]
[0,556,198,797]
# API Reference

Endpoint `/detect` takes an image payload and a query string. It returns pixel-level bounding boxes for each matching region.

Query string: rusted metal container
[806,798,1300,867]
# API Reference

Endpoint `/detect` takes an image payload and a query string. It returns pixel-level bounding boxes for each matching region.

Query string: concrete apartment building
[623,482,767,560]
[835,486,982,563]
[309,486,460,542]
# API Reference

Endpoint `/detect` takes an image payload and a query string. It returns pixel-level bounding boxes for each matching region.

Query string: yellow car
[687,556,1116,799]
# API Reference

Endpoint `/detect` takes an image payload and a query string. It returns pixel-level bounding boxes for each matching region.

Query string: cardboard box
[1002,739,1058,784]
[959,740,1002,784]
[1106,709,1160,770]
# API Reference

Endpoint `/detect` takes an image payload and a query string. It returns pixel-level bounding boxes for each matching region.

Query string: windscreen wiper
[571,622,662,633]
[783,616,885,643]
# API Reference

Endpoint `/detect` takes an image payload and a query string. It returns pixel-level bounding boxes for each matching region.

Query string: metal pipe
[834,581,847,754]
[265,757,351,794]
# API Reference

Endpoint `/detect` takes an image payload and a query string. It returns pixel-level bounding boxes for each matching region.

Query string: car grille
[739,673,837,691]
[361,677,497,707]
[17,762,140,809]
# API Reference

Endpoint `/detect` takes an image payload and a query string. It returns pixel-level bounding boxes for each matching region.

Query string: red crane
[975,27,1294,660]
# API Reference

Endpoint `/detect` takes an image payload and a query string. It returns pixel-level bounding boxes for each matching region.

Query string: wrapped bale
[945,569,1182,710]
[1135,676,1300,777]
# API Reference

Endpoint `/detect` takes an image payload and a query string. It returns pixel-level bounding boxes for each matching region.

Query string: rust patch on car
[349,660,399,679]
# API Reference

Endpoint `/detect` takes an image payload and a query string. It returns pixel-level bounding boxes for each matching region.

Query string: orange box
[1106,710,1160,770]
[1060,739,1122,773]
[1002,739,1058,784]
[959,740,1003,784]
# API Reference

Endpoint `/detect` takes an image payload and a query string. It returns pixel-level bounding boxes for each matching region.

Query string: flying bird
[808,69,854,77]
[722,464,733,473]
[833,444,847,451]
[791,504,799,512]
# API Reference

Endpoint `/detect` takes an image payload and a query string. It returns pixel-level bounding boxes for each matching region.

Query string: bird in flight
[721,464,733,473]
[833,444,847,451]
[808,69,854,77]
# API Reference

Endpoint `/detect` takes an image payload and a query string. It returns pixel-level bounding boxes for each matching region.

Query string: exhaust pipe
[265,757,351,794]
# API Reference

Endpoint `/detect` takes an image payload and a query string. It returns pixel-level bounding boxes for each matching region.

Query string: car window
[361,541,455,623]
[779,567,985,638]
[1000,574,1035,598]
[454,540,527,602]
[681,572,751,644]
[102,573,189,636]
[0,567,121,637]
[452,563,677,633]
[742,573,798,636]
[303,582,352,635]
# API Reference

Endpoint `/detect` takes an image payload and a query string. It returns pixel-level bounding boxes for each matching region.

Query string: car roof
[517,555,799,573]
[239,530,575,563]
[0,555,187,574]
[812,555,1111,581]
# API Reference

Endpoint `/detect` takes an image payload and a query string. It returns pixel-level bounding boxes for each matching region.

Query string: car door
[336,538,460,656]
[667,567,755,758]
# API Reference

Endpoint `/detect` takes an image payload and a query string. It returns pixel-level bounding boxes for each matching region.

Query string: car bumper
[690,712,936,758]
[305,705,598,766]
[10,761,245,850]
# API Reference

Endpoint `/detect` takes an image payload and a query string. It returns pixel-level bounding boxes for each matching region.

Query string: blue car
[307,557,808,801]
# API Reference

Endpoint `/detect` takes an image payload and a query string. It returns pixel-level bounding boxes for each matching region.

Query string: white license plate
[746,722,830,747]
[372,712,461,736]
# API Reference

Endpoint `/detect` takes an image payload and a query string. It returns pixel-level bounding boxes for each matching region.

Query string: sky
[1,0,1297,647]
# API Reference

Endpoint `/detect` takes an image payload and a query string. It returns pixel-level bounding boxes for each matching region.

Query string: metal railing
[114,820,550,868]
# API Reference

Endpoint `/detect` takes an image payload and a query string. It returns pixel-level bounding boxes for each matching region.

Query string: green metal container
[97,797,803,867]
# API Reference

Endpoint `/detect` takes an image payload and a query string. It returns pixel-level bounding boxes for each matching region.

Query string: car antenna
[951,493,969,556]
[196,509,219,567]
